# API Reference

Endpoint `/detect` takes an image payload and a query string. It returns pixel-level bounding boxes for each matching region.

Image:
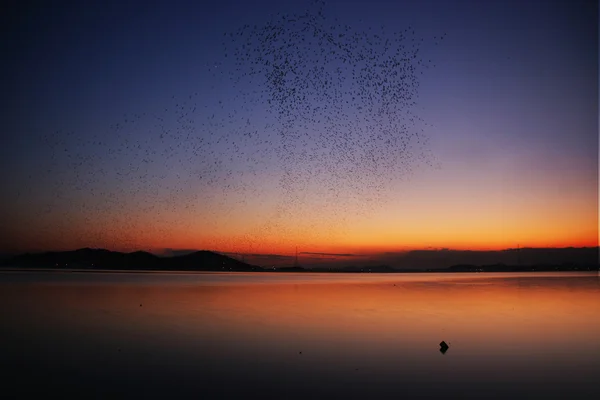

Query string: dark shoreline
[0,266,598,274]
[2,248,598,273]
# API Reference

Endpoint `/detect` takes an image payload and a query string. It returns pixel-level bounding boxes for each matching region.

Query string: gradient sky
[1,0,597,258]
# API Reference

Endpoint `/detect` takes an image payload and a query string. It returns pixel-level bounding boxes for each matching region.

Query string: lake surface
[1,271,599,399]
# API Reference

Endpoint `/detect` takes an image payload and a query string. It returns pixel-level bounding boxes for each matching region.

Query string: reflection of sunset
[2,272,599,398]
[5,273,599,357]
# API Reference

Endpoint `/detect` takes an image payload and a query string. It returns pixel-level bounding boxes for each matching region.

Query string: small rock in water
[439,341,449,354]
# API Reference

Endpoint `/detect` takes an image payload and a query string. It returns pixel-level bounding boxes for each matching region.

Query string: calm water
[1,271,599,399]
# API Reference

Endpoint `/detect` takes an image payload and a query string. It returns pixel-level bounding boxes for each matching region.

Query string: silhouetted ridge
[1,248,598,272]
[1,248,262,272]
[168,251,262,271]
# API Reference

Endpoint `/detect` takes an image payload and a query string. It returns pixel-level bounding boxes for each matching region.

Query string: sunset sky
[0,0,597,260]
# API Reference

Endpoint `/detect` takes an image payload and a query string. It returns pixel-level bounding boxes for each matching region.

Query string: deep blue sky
[1,0,597,258]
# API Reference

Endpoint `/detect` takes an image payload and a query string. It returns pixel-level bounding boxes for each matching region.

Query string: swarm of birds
[39,0,445,252]
[222,0,444,242]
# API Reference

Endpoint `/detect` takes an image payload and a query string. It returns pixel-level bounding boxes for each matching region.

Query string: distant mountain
[166,250,263,271]
[376,247,600,270]
[444,263,599,272]
[1,248,597,273]
[1,248,263,272]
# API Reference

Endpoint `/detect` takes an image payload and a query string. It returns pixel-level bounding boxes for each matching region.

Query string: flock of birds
[39,0,445,252]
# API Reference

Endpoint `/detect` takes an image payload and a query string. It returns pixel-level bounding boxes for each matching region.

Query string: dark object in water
[439,341,449,354]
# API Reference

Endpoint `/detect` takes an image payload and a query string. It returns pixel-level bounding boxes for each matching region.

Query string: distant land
[1,248,598,272]
[0,248,262,272]
[162,246,600,270]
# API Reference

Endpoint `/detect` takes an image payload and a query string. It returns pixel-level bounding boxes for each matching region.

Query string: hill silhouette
[1,248,598,273]
[1,248,263,272]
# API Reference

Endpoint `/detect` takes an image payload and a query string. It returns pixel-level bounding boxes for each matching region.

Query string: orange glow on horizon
[3,182,597,256]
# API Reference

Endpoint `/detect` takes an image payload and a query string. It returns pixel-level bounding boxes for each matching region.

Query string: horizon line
[3,245,599,258]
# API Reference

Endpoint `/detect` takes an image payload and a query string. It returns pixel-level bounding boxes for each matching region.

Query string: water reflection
[1,272,598,399]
